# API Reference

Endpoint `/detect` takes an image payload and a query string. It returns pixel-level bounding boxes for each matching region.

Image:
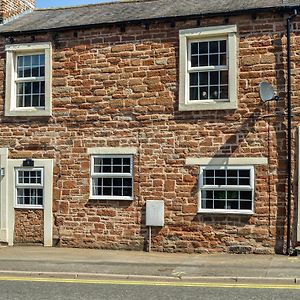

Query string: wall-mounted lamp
[22,158,34,167]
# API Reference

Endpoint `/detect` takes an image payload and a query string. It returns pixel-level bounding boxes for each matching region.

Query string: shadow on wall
[274,34,288,254]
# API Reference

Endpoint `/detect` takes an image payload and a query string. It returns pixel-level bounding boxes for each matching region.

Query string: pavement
[0,246,300,284]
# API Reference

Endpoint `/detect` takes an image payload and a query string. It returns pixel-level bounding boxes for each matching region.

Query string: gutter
[286,9,297,255]
[1,5,300,36]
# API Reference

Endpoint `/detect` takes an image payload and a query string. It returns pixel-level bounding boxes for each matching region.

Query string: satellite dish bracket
[259,81,279,102]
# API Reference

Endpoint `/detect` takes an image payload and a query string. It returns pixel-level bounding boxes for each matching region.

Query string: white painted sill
[198,209,254,215]
[179,100,237,111]
[89,196,133,201]
[15,205,44,210]
[5,108,51,117]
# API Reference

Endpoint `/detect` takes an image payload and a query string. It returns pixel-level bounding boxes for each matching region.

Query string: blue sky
[36,0,111,8]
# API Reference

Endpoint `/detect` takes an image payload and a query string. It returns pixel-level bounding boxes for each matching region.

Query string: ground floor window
[199,166,254,214]
[15,168,44,208]
[90,155,133,200]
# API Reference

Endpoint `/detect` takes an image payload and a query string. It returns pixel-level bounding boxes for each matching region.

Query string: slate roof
[0,0,300,34]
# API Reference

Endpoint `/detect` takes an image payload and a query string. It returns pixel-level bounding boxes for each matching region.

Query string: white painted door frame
[0,148,53,246]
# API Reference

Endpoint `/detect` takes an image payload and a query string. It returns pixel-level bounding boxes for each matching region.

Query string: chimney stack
[0,0,35,24]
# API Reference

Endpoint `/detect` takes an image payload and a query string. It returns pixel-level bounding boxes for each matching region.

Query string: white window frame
[179,25,237,111]
[90,154,134,201]
[198,165,254,215]
[5,42,52,117]
[15,167,44,209]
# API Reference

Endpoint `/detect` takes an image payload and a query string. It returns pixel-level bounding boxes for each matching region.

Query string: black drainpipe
[286,9,297,255]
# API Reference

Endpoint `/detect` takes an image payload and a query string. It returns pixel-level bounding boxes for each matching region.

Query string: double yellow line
[0,276,299,290]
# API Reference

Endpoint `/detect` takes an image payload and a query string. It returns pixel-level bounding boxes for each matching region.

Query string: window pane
[191,55,198,67]
[215,200,226,209]
[191,42,198,55]
[123,165,130,173]
[190,73,198,86]
[123,188,132,197]
[215,170,225,177]
[239,170,250,177]
[103,158,111,165]
[40,55,45,65]
[123,158,130,165]
[32,95,39,106]
[103,178,112,186]
[210,86,218,99]
[40,66,45,77]
[220,54,227,65]
[227,177,237,185]
[239,178,250,185]
[210,72,219,85]
[227,191,238,200]
[113,178,122,186]
[199,72,208,85]
[215,177,225,185]
[240,201,252,210]
[25,82,31,94]
[199,87,208,100]
[214,190,226,199]
[17,96,24,107]
[33,82,40,94]
[199,42,208,54]
[220,71,228,84]
[17,56,24,67]
[113,188,122,196]
[40,95,45,107]
[103,187,111,195]
[25,95,31,106]
[24,56,31,66]
[240,191,252,200]
[199,55,208,66]
[113,158,122,165]
[190,87,198,100]
[103,165,111,172]
[202,199,213,209]
[113,165,122,173]
[32,55,39,65]
[209,41,218,53]
[209,54,218,66]
[220,40,226,52]
[220,86,228,99]
[227,200,238,209]
[227,170,237,177]
[202,190,213,199]
[123,178,132,187]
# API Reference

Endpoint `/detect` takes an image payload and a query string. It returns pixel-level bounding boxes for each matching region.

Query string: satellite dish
[259,81,279,102]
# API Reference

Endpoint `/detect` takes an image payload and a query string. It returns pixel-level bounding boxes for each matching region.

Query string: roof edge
[34,0,153,11]
[1,4,299,36]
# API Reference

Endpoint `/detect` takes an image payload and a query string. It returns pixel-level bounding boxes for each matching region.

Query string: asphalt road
[0,278,300,300]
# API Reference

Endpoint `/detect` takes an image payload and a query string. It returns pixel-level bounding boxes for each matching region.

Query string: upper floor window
[16,54,45,108]
[179,25,237,111]
[5,43,52,117]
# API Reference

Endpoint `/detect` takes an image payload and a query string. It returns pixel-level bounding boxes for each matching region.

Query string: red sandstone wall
[14,209,44,244]
[0,0,35,23]
[0,12,298,253]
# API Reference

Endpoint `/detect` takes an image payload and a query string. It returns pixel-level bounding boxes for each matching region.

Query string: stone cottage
[0,0,299,254]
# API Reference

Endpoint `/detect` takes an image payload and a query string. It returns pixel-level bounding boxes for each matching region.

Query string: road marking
[0,276,298,289]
